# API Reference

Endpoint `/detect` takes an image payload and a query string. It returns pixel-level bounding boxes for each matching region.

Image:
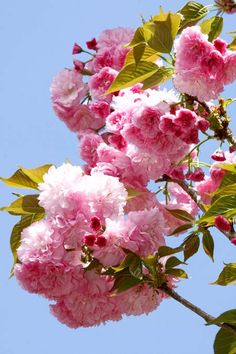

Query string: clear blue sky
[1,1,235,354]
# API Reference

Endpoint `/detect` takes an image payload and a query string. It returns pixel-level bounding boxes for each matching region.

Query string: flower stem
[161,285,236,335]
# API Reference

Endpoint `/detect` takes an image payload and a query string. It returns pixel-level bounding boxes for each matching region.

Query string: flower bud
[214,215,231,232]
[72,42,83,54]
[95,235,107,247]
[83,234,96,247]
[90,216,101,232]
[211,149,226,161]
[86,38,98,50]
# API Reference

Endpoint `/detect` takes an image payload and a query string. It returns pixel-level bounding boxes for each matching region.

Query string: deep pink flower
[90,216,102,231]
[86,38,98,50]
[214,215,231,232]
[83,234,96,247]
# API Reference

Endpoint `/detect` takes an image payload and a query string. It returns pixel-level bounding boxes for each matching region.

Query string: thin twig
[161,285,236,335]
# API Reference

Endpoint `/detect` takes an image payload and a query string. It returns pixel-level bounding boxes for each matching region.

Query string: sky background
[0,1,235,354]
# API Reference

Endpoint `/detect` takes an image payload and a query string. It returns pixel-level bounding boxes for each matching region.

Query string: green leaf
[220,172,236,188]
[165,208,194,222]
[158,245,183,257]
[202,229,214,261]
[142,255,157,276]
[207,309,236,326]
[228,36,236,51]
[165,268,188,279]
[142,67,174,90]
[125,45,160,66]
[200,16,223,42]
[133,43,146,64]
[183,233,200,261]
[0,169,38,190]
[112,253,143,280]
[168,223,193,236]
[213,184,236,203]
[106,61,159,94]
[10,213,45,276]
[0,164,52,190]
[20,164,53,184]
[165,256,185,269]
[198,195,236,224]
[215,164,236,174]
[1,194,44,215]
[145,12,181,53]
[127,188,146,200]
[213,263,236,286]
[214,328,236,354]
[178,1,209,32]
[111,275,142,294]
[126,27,146,48]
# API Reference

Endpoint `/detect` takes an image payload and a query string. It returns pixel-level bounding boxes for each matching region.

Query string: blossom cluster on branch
[1,1,236,352]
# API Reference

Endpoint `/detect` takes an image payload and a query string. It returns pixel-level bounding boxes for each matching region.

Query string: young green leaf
[214,328,236,354]
[165,256,185,269]
[142,67,174,90]
[198,195,236,224]
[228,36,236,51]
[202,229,214,261]
[165,208,194,222]
[125,45,160,66]
[158,245,183,257]
[178,1,209,32]
[212,263,236,286]
[165,268,188,279]
[145,12,181,53]
[207,309,236,326]
[183,233,200,261]
[126,26,146,48]
[10,212,45,276]
[215,164,236,173]
[168,223,193,236]
[20,164,53,184]
[0,194,44,215]
[111,274,142,294]
[0,169,38,190]
[200,16,223,42]
[106,61,159,94]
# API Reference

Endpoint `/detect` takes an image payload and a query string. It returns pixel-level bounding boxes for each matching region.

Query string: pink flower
[213,38,228,55]
[186,168,205,182]
[214,215,231,232]
[50,69,88,123]
[79,132,103,167]
[223,52,236,85]
[17,220,65,264]
[88,67,118,102]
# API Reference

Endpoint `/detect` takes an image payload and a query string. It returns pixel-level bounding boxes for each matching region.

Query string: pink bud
[72,42,83,55]
[186,168,205,182]
[169,166,185,180]
[231,237,236,245]
[90,216,101,232]
[86,38,98,50]
[197,118,210,132]
[211,149,226,161]
[96,235,107,247]
[73,59,84,72]
[83,234,96,247]
[213,38,228,55]
[214,215,231,232]
[108,134,127,150]
[229,146,236,153]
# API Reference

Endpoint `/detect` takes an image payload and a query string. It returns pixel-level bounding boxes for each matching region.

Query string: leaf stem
[161,285,236,335]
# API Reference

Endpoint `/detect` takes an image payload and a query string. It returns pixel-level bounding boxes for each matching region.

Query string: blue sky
[1,1,235,353]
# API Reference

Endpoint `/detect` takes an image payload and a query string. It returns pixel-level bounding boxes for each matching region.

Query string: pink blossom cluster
[15,25,233,329]
[174,26,236,101]
[15,163,175,328]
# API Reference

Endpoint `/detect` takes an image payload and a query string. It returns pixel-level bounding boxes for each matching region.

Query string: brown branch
[161,285,236,336]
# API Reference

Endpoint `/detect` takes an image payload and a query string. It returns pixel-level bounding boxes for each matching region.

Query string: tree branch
[156,176,236,242]
[161,285,236,335]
